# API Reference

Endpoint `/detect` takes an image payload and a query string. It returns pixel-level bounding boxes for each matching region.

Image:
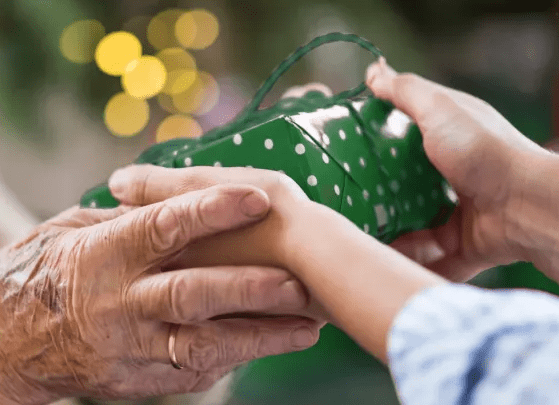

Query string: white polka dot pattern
[374,205,388,228]
[85,95,458,249]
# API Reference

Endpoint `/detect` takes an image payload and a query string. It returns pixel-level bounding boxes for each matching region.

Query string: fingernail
[108,168,128,197]
[240,191,269,217]
[290,327,316,348]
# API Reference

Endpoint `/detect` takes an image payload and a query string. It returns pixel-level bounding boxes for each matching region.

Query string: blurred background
[1,0,559,404]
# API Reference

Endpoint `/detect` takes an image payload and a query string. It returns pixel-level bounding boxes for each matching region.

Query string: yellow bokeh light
[147,9,183,50]
[157,47,196,71]
[122,56,167,99]
[164,70,197,95]
[60,20,106,64]
[172,71,220,115]
[156,115,203,142]
[156,48,197,95]
[175,9,219,50]
[104,92,150,137]
[174,12,197,48]
[95,31,142,76]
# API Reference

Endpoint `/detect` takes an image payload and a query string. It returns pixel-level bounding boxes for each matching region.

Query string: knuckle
[192,186,236,232]
[163,271,220,324]
[248,324,265,358]
[192,193,217,233]
[237,269,264,309]
[128,165,151,204]
[183,327,220,372]
[166,274,191,322]
[178,167,218,193]
[122,281,144,320]
[275,171,294,186]
[148,204,186,255]
[274,172,304,196]
[174,271,211,323]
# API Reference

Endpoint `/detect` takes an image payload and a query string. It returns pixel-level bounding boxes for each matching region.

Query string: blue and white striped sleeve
[387,283,559,405]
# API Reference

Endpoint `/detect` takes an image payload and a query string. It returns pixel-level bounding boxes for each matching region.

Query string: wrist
[280,199,446,361]
[504,148,559,276]
[276,199,328,273]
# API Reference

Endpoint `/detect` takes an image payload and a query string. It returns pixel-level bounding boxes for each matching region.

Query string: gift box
[82,91,456,244]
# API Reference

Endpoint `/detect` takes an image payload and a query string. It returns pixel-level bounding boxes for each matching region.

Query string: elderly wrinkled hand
[109,165,332,321]
[0,184,319,405]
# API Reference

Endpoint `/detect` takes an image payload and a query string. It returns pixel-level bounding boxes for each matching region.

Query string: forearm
[285,202,447,362]
[504,149,559,279]
[173,196,447,358]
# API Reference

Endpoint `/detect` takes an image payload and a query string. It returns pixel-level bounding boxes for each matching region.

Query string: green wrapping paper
[81,34,457,243]
[81,34,458,244]
[81,93,456,244]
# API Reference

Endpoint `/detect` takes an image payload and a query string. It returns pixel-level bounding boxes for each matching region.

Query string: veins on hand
[0,231,88,403]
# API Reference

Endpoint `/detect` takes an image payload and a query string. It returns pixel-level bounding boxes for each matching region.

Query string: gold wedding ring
[168,324,183,370]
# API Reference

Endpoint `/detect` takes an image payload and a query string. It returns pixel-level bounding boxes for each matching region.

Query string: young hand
[366,57,559,281]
